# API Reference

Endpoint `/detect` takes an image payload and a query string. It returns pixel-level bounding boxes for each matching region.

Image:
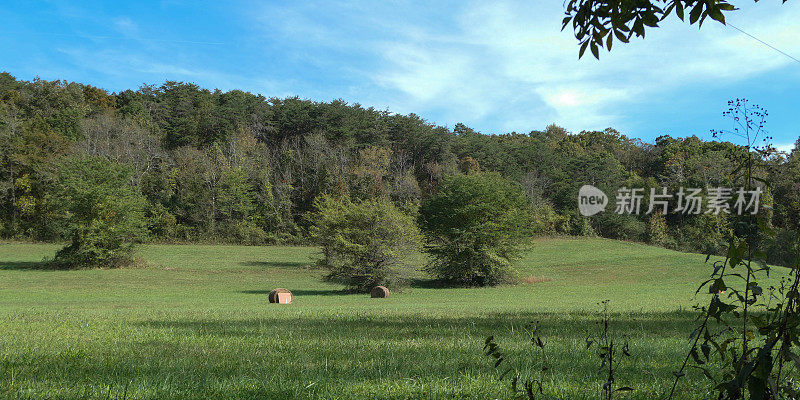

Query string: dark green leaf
[579,40,589,58]
[689,3,704,24]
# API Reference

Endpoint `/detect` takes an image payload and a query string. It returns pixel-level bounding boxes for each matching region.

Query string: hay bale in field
[268,288,292,304]
[370,285,390,298]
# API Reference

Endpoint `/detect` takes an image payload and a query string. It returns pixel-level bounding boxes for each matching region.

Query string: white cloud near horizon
[776,142,798,154]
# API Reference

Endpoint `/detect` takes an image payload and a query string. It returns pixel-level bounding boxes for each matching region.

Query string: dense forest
[1,72,798,264]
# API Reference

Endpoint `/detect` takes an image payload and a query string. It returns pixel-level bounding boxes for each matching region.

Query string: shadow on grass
[134,310,702,340]
[239,261,311,269]
[240,289,344,296]
[0,260,52,270]
[409,278,441,289]
[408,278,486,289]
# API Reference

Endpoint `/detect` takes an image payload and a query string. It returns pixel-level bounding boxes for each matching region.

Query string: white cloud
[55,47,285,95]
[365,0,800,133]
[114,17,138,37]
[775,142,797,154]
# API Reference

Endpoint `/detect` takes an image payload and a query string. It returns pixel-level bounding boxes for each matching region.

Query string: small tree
[646,211,672,248]
[51,156,147,269]
[419,172,534,286]
[310,195,420,292]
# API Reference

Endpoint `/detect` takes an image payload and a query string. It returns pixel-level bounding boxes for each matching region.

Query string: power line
[728,23,800,65]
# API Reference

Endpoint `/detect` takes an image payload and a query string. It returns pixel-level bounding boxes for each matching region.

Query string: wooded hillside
[1,72,798,264]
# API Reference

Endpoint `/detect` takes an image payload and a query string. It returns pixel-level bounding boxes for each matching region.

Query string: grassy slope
[0,238,786,399]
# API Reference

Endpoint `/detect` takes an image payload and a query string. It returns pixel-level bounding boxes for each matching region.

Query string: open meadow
[0,238,789,399]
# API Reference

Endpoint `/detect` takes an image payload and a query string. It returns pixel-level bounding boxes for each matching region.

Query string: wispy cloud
[113,17,139,37]
[54,46,285,96]
[363,0,800,133]
[9,0,796,141]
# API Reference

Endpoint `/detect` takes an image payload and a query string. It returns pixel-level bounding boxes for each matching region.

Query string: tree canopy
[51,156,147,269]
[419,173,537,285]
[310,195,420,291]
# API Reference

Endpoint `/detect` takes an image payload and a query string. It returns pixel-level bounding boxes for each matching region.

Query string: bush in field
[647,212,673,248]
[593,213,647,242]
[556,210,596,236]
[418,172,534,286]
[51,156,147,269]
[310,195,420,292]
[672,213,729,255]
[763,227,800,267]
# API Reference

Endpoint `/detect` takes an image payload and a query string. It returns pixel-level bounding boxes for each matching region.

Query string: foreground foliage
[563,0,741,59]
[666,100,800,399]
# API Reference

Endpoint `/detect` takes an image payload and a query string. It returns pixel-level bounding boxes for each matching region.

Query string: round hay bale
[370,285,390,298]
[268,288,292,304]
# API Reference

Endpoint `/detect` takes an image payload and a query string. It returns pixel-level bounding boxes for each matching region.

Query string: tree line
[1,72,799,266]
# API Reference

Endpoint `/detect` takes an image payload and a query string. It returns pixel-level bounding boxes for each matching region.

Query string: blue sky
[2,1,798,149]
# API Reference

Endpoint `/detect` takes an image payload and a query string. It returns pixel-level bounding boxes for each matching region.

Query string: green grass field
[0,238,786,399]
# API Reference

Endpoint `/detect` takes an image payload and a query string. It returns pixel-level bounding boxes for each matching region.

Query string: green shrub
[145,201,178,241]
[418,172,535,286]
[51,156,147,268]
[762,228,799,267]
[529,202,560,235]
[672,213,729,255]
[557,211,596,236]
[594,213,647,242]
[310,195,420,292]
[647,212,674,248]
[226,220,269,245]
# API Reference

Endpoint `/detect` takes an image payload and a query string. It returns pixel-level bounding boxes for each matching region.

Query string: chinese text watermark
[578,185,762,217]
